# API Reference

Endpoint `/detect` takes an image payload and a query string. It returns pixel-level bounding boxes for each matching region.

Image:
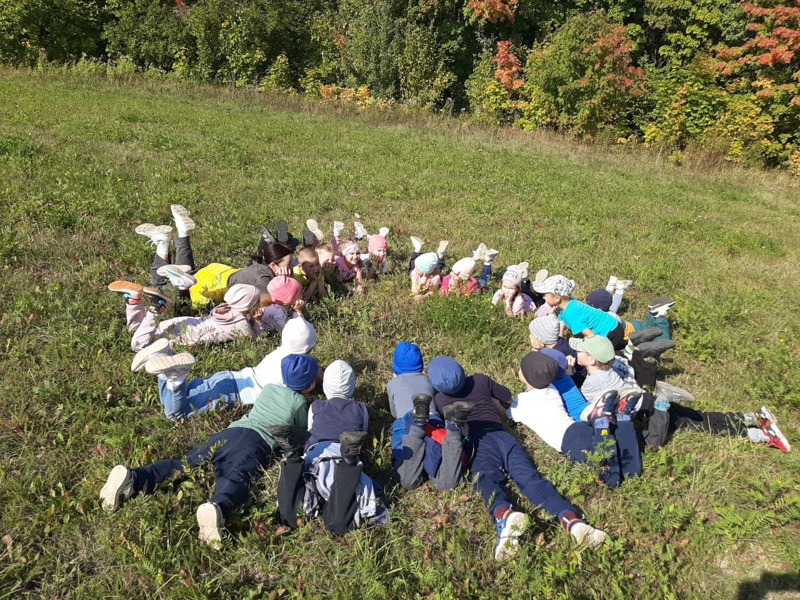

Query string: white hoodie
[231,317,317,405]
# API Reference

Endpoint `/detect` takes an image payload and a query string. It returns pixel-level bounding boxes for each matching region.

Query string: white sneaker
[615,279,633,293]
[333,221,345,238]
[306,219,324,241]
[144,352,195,377]
[170,205,195,237]
[99,465,134,511]
[135,223,173,245]
[131,338,172,372]
[570,522,608,549]
[410,236,424,253]
[517,262,530,280]
[354,221,368,240]
[196,502,224,546]
[534,269,549,284]
[472,243,487,262]
[156,265,197,290]
[436,240,449,258]
[378,227,390,238]
[761,406,791,452]
[483,248,500,265]
[494,511,528,560]
[605,276,618,293]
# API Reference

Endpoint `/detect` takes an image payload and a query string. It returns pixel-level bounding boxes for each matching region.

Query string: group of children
[99,205,792,561]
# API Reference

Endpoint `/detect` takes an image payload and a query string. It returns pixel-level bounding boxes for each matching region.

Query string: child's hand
[565,355,576,368]
[273,266,292,277]
[292,299,306,313]
[252,307,265,321]
[355,284,365,295]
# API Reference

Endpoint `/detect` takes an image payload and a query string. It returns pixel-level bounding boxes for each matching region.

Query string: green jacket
[227,384,308,451]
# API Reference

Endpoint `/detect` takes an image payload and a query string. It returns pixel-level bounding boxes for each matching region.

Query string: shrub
[465,51,519,124]
[259,54,294,92]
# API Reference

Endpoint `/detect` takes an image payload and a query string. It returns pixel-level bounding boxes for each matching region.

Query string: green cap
[569,335,615,363]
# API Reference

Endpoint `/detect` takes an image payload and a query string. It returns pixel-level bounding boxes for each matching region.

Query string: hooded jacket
[307,360,368,447]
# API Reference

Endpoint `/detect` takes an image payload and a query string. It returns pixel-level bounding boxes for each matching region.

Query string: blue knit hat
[428,356,466,395]
[392,342,424,375]
[281,354,319,392]
[586,289,613,312]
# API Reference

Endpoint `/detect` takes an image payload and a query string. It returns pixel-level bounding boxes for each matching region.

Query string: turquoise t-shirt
[558,299,619,337]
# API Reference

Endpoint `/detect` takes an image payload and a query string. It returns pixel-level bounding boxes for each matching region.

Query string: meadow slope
[0,70,799,599]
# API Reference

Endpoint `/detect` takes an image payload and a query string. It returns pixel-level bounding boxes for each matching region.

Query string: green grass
[1,69,799,599]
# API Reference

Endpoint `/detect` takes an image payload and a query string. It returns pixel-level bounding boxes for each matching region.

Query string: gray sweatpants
[395,424,464,491]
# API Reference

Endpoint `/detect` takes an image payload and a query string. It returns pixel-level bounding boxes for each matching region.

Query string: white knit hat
[323,359,356,399]
[451,257,476,279]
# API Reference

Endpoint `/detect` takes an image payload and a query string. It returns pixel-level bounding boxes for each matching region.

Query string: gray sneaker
[99,465,135,511]
[131,338,172,372]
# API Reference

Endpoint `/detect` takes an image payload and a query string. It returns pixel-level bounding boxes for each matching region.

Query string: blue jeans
[475,264,492,289]
[610,292,623,314]
[470,429,575,519]
[158,370,239,420]
[628,313,671,341]
[131,427,272,517]
[561,420,642,489]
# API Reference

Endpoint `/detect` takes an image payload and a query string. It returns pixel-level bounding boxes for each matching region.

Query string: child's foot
[518,262,530,280]
[302,229,317,248]
[605,276,618,293]
[441,401,474,427]
[99,465,135,511]
[306,219,324,241]
[333,221,345,238]
[615,279,633,293]
[131,338,172,372]
[483,248,500,265]
[108,280,143,303]
[494,510,528,560]
[135,223,173,241]
[648,297,675,318]
[636,339,676,359]
[142,287,172,314]
[260,225,276,244]
[410,236,424,253]
[144,352,195,377]
[534,269,549,284]
[156,265,197,290]
[436,240,449,259]
[472,243,487,262]
[275,220,290,244]
[379,226,390,238]
[170,204,195,238]
[196,502,224,546]
[654,381,695,403]
[353,221,368,240]
[569,522,607,549]
[760,406,791,453]
[266,425,311,459]
[339,431,368,463]
[627,326,663,346]
[588,390,618,421]
[411,393,432,427]
[616,390,642,417]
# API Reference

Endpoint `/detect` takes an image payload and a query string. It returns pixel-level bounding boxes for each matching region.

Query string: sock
[155,239,170,259]
[558,510,581,533]
[747,428,769,444]
[743,412,760,427]
[617,414,631,422]
[125,297,141,305]
[494,506,511,522]
[593,417,610,430]
[445,420,462,432]
[623,340,635,361]
[165,375,186,391]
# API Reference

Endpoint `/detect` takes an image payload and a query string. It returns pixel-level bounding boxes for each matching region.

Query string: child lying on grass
[408,237,449,300]
[439,243,499,297]
[491,262,535,317]
[99,354,319,546]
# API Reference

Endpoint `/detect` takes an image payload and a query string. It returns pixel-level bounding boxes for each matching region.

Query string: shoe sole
[534,269,548,284]
[306,219,324,241]
[655,381,695,403]
[144,352,195,376]
[495,512,528,560]
[142,286,172,305]
[156,266,197,289]
[131,338,171,372]
[436,241,449,256]
[196,503,223,545]
[275,221,289,243]
[135,223,172,236]
[571,523,608,549]
[99,465,132,511]
[761,406,791,452]
[108,281,143,296]
[170,205,195,232]
[628,327,663,345]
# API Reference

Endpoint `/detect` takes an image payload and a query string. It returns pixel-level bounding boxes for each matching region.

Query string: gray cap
[528,315,560,345]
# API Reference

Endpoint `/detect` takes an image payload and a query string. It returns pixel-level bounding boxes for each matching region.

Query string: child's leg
[610,292,624,314]
[613,419,642,480]
[130,432,220,494]
[322,461,363,533]
[670,404,749,437]
[157,370,237,420]
[276,457,306,527]
[644,313,671,340]
[131,310,160,352]
[471,432,514,517]
[407,252,420,274]
[561,423,622,489]
[208,429,272,518]
[476,264,492,289]
[125,301,145,333]
[430,425,464,492]
[628,348,658,389]
[394,420,427,491]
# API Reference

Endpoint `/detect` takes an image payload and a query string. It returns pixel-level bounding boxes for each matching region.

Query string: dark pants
[471,429,575,519]
[131,428,271,517]
[407,251,446,274]
[276,457,305,527]
[629,349,657,390]
[561,420,642,489]
[393,414,464,491]
[151,236,196,314]
[607,320,626,351]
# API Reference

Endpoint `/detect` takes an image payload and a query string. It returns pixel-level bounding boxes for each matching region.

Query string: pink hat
[368,235,387,253]
[267,276,302,306]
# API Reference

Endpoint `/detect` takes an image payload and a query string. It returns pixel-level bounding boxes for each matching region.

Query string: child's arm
[491,289,504,305]
[488,377,514,408]
[354,263,365,293]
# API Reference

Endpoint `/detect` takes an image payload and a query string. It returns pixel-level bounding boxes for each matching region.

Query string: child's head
[267,276,302,307]
[280,317,317,353]
[533,275,575,307]
[339,239,362,267]
[414,252,439,276]
[428,356,466,396]
[528,315,560,350]
[501,265,524,293]
[368,235,388,261]
[570,336,615,370]
[392,342,424,375]
[297,247,320,279]
[586,289,613,312]
[518,351,559,390]
[451,258,476,282]
[223,284,261,314]
[316,244,335,269]
[281,354,319,395]
[323,359,356,399]
[538,347,569,378]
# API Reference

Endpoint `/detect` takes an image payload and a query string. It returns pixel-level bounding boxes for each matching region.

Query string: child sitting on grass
[294,247,327,301]
[491,263,535,317]
[428,355,608,560]
[439,244,500,297]
[508,351,642,489]
[108,281,262,352]
[99,354,319,546]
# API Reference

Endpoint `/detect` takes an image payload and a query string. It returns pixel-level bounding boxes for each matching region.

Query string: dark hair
[251,242,294,265]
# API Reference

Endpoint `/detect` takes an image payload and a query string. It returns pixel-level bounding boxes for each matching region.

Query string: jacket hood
[323,359,356,399]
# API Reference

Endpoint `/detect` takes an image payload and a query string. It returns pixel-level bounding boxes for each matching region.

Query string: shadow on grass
[736,572,800,600]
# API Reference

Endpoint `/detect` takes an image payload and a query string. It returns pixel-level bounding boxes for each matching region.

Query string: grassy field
[1,69,799,599]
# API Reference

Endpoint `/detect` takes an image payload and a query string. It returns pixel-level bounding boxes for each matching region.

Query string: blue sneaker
[494,510,528,560]
[588,390,619,422]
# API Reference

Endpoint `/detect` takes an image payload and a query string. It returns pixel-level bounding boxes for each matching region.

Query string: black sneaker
[441,401,474,427]
[260,225,276,245]
[142,286,172,313]
[266,425,310,459]
[275,220,290,244]
[339,431,368,462]
[628,326,663,346]
[647,297,675,311]
[411,393,432,426]
[637,339,676,359]
[302,229,317,248]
